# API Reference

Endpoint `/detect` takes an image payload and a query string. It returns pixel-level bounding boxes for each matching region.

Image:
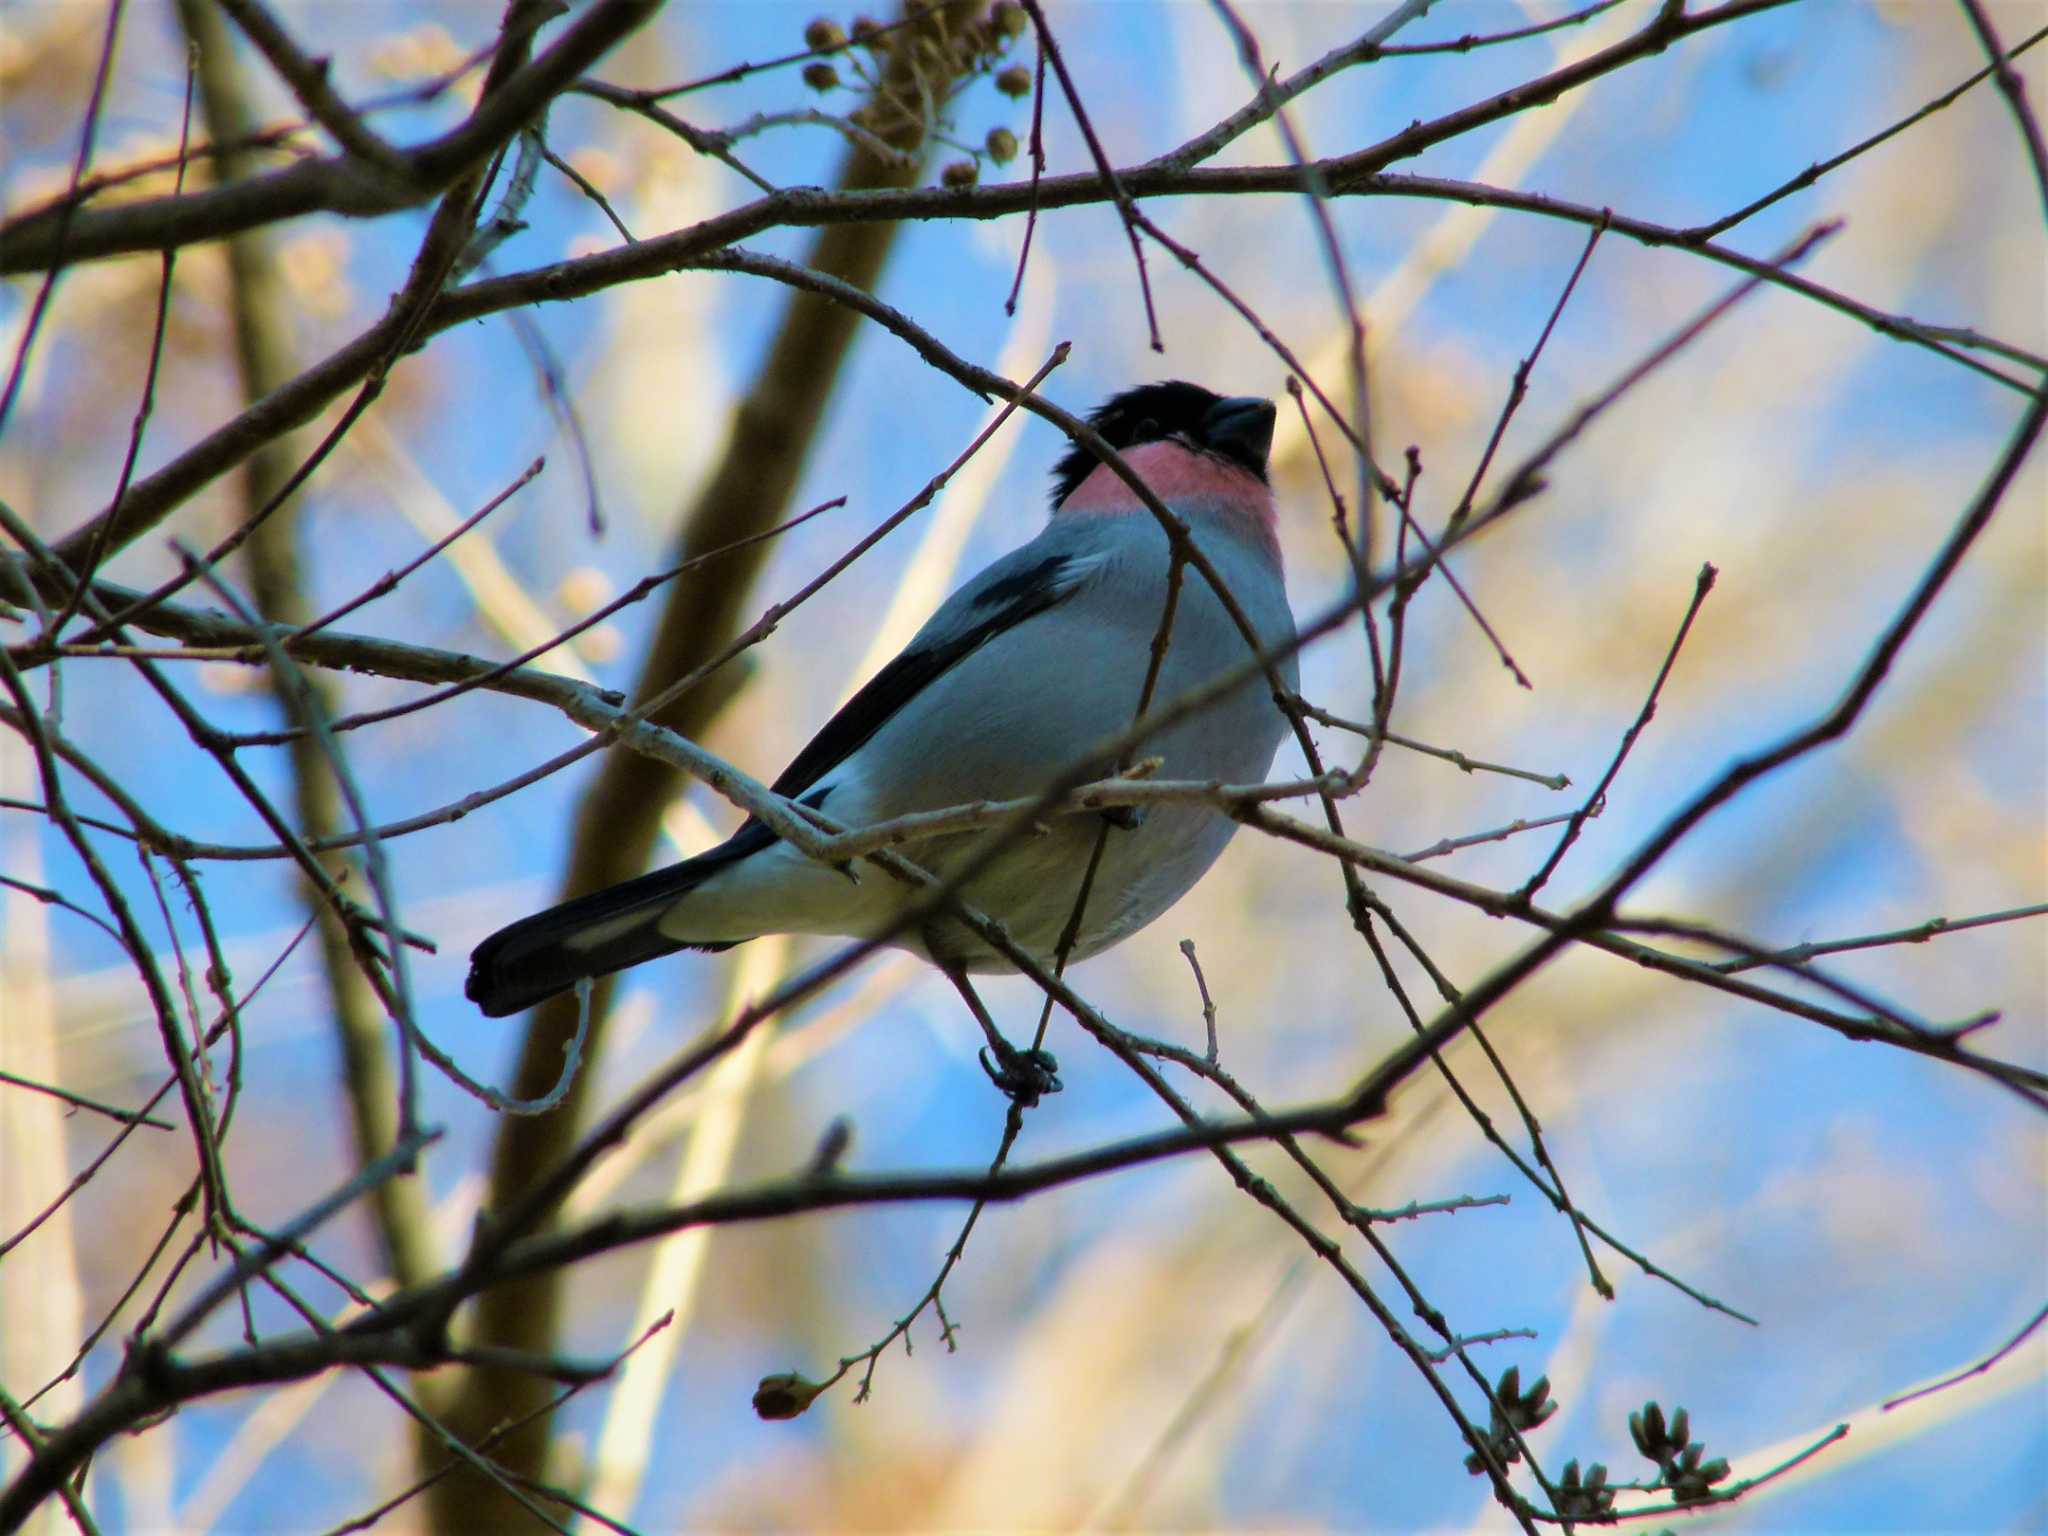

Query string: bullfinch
[466,381,1297,1029]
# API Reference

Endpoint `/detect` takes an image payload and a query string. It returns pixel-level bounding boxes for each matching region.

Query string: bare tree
[2,0,2043,1530]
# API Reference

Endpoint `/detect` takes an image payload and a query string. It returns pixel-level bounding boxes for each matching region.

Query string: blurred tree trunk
[424,6,985,1526]
[173,0,440,1297]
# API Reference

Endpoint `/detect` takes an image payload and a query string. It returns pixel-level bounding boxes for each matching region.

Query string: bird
[466,380,1298,1082]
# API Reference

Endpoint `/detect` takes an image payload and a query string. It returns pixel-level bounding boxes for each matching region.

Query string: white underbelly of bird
[654,733,1270,974]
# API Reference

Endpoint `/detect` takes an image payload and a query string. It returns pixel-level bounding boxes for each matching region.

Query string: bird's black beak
[1202,395,1278,477]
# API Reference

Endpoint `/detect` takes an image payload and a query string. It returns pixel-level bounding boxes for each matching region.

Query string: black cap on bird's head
[1050,381,1277,509]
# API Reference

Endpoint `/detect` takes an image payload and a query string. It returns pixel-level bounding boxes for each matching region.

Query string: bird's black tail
[465,833,764,1017]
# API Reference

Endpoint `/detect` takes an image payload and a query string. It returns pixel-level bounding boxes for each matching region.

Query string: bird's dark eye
[1135,416,1159,441]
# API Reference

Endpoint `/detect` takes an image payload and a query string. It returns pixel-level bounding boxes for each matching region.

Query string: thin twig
[0,0,128,440]
[211,0,406,170]
[290,457,545,644]
[1179,939,1221,1062]
[1019,0,1161,350]
[1954,0,2048,224]
[1448,213,1607,536]
[0,1068,174,1131]
[1711,901,2048,975]
[539,142,637,242]
[1687,19,2048,240]
[1297,704,1570,789]
[1882,1299,2048,1412]
[1003,34,1050,316]
[1519,562,1717,900]
[49,43,199,632]
[1403,809,1582,864]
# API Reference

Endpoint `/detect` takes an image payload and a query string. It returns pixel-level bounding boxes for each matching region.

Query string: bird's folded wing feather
[763,527,1110,809]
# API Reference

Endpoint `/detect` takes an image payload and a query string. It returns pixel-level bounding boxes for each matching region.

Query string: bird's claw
[978,1042,1062,1105]
[1099,805,1146,831]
